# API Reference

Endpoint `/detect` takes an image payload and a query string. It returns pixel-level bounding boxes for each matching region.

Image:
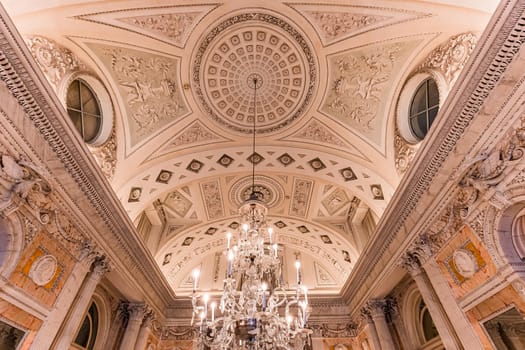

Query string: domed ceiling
[3,0,497,296]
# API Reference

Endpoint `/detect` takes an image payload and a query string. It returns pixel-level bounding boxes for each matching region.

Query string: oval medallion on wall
[29,254,58,286]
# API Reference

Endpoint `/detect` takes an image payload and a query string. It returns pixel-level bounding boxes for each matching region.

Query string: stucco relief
[314,261,336,285]
[290,118,346,147]
[289,178,313,218]
[29,254,58,286]
[451,249,478,277]
[322,188,350,215]
[166,121,221,149]
[200,180,224,220]
[88,43,188,145]
[118,12,200,47]
[25,36,85,90]
[305,11,388,45]
[322,39,420,145]
[419,32,477,85]
[164,190,192,217]
[394,126,418,175]
[88,131,117,180]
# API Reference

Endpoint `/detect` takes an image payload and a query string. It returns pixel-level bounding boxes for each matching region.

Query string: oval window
[409,78,439,141]
[66,79,102,143]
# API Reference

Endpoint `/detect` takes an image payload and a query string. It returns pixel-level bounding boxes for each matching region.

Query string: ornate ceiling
[3,0,498,296]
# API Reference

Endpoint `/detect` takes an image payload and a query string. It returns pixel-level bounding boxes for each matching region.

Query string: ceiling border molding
[341,0,525,316]
[0,4,175,312]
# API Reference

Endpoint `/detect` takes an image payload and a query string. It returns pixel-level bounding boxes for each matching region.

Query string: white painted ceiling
[3,0,498,296]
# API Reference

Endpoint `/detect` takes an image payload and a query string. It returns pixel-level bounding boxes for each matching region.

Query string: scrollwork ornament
[419,32,477,84]
[87,129,117,180]
[25,36,85,90]
[394,126,418,174]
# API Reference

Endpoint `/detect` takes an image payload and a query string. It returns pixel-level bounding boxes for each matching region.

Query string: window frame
[61,73,113,147]
[397,72,445,144]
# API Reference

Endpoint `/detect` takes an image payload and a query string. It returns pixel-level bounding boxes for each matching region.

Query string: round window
[66,79,102,143]
[409,78,439,141]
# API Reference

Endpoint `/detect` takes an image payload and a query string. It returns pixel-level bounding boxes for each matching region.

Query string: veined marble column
[134,309,154,350]
[360,307,381,350]
[365,300,396,350]
[54,256,111,349]
[119,303,147,350]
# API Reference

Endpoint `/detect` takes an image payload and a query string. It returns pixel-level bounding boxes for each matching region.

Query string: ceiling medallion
[230,175,285,208]
[192,12,317,134]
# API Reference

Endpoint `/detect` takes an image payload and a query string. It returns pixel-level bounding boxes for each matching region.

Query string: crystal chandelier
[190,77,312,349]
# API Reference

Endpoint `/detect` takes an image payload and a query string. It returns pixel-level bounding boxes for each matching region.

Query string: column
[134,309,154,350]
[388,297,416,350]
[423,258,484,349]
[365,300,396,350]
[360,307,381,350]
[119,303,147,350]
[31,259,91,349]
[54,256,110,349]
[103,301,128,350]
[400,253,461,349]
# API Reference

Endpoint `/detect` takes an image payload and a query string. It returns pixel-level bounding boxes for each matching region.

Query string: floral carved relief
[200,180,224,220]
[419,32,477,85]
[88,130,117,180]
[394,126,418,175]
[25,36,85,90]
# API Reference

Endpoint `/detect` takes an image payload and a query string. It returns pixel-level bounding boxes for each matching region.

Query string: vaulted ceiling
[3,0,498,297]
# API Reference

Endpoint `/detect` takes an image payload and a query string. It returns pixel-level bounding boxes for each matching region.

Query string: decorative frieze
[310,322,358,338]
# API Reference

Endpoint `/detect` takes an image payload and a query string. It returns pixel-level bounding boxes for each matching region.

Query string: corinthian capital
[364,299,388,319]
[91,255,111,277]
[398,252,422,276]
[127,303,148,322]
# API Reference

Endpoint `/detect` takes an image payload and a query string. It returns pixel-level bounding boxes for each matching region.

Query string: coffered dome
[192,12,316,134]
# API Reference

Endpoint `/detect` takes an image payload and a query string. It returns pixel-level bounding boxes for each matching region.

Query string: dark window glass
[74,302,99,349]
[409,78,439,140]
[419,299,439,342]
[66,79,102,143]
